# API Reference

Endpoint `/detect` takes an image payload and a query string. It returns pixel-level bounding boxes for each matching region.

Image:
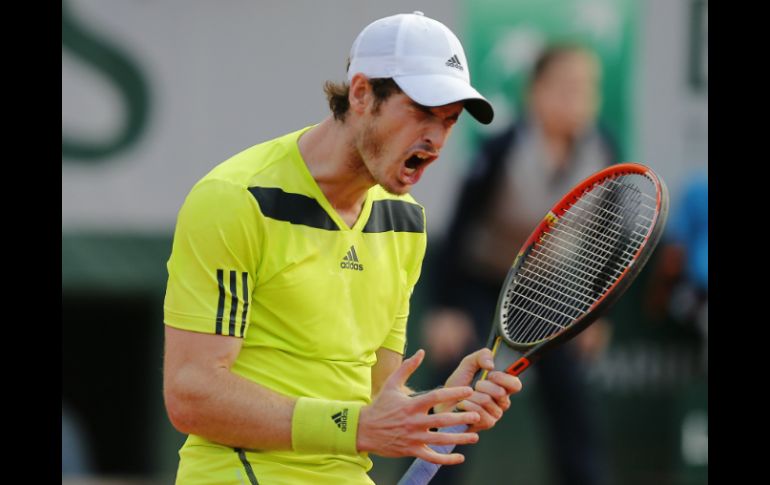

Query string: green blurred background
[62,0,707,483]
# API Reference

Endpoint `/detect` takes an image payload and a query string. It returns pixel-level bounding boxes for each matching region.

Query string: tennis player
[163,12,522,484]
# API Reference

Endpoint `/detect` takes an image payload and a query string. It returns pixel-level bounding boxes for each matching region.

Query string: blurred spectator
[421,44,616,485]
[645,170,708,365]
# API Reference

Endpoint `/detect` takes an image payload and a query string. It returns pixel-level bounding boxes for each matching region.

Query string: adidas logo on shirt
[331,409,349,431]
[340,245,364,271]
[445,54,464,71]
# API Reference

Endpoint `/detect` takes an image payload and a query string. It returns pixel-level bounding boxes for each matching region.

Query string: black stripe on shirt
[228,270,238,337]
[363,199,425,233]
[215,269,225,335]
[248,186,338,231]
[240,272,249,338]
[235,448,259,485]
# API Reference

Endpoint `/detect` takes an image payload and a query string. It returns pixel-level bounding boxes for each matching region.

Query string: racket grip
[396,424,469,485]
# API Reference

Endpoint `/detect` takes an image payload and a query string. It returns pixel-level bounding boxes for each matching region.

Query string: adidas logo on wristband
[331,409,349,431]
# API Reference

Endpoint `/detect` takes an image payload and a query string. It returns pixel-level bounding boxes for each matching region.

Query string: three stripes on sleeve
[215,269,249,337]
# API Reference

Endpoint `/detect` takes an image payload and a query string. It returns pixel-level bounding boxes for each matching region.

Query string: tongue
[401,163,425,185]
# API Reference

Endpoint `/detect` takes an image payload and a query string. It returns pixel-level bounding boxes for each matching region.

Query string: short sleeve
[164,179,262,338]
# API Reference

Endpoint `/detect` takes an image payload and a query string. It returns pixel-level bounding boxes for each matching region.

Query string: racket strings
[586,178,657,296]
[504,180,641,343]
[506,209,617,340]
[537,177,651,334]
[502,174,658,344]
[510,176,656,343]
[535,233,626,279]
[557,205,637,259]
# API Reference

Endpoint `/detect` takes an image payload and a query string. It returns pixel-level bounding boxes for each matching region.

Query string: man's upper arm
[164,179,261,337]
[163,325,244,430]
[371,347,404,399]
[164,325,243,375]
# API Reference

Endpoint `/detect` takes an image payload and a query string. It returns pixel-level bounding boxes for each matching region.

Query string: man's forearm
[165,363,296,450]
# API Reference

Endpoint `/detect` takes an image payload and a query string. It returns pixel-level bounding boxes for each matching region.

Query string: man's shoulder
[199,127,311,189]
[177,127,313,219]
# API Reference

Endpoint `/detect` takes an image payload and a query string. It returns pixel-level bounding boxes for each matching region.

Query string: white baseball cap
[347,11,494,124]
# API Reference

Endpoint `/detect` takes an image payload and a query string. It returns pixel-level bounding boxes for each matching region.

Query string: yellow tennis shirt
[164,126,427,484]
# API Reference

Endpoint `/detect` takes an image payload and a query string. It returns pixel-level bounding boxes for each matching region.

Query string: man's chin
[379,181,411,196]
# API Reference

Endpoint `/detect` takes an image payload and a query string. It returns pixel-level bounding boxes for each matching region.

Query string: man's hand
[357,349,482,465]
[435,348,523,433]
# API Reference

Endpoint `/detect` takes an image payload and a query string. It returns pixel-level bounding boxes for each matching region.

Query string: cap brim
[393,74,494,125]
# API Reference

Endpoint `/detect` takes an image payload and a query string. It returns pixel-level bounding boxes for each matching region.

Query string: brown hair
[530,43,592,86]
[323,78,403,122]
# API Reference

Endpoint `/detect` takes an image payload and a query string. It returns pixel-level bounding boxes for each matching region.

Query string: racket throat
[491,335,540,377]
[484,336,535,378]
[506,357,530,376]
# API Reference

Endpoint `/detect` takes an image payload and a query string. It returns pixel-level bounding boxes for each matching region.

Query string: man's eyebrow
[411,100,435,115]
[411,100,461,121]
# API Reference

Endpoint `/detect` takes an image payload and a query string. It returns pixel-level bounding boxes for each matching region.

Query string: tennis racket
[398,162,669,485]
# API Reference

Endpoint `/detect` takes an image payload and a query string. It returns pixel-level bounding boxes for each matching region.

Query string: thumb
[384,349,425,390]
[446,348,495,388]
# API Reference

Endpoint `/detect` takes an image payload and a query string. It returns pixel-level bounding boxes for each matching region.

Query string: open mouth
[405,154,425,170]
[404,151,436,171]
[400,151,437,185]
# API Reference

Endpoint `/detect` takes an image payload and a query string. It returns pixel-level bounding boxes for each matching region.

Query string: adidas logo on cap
[340,245,364,271]
[445,54,464,71]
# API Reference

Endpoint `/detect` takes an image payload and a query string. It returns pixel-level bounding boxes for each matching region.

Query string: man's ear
[348,73,372,115]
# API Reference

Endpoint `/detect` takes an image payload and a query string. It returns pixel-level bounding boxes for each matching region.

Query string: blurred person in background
[421,43,617,485]
[645,170,708,366]
[162,12,522,485]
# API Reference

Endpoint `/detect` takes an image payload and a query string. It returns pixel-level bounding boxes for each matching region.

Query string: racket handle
[396,424,469,485]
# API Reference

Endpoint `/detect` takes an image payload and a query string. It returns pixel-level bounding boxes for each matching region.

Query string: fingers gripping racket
[398,163,669,485]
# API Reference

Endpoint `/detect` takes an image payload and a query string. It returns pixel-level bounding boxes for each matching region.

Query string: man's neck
[297,117,373,225]
[542,131,573,171]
